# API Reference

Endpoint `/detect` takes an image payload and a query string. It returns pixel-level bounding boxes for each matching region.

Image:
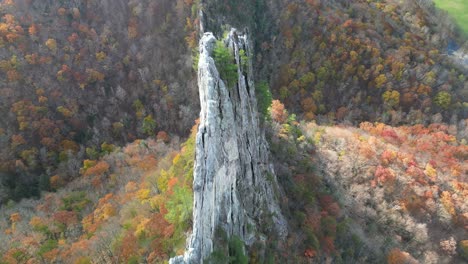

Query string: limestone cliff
[171,30,286,263]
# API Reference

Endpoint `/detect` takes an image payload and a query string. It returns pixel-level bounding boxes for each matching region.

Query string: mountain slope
[0,0,198,203]
[308,121,467,263]
[1,0,467,203]
[0,128,196,263]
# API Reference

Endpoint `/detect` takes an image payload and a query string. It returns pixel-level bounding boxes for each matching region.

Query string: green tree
[213,40,238,88]
[300,72,316,86]
[228,236,248,264]
[239,49,249,70]
[101,142,116,155]
[165,186,193,228]
[38,239,57,257]
[255,81,272,119]
[434,91,451,109]
[316,66,328,81]
[133,99,145,119]
[142,115,157,136]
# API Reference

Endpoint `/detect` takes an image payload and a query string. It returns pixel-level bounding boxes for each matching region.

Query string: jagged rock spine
[170,30,286,263]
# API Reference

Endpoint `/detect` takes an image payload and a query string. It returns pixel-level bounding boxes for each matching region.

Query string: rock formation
[170,29,286,263]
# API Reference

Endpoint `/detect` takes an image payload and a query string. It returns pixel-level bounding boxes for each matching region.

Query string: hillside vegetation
[0,124,196,263]
[261,0,467,125]
[0,100,468,264]
[267,100,468,263]
[0,0,467,203]
[307,120,468,263]
[0,0,199,203]
[3,102,466,263]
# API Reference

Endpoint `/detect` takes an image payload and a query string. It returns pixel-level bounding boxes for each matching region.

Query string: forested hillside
[261,0,466,124]
[0,0,199,202]
[2,101,467,263]
[1,0,466,203]
[0,126,196,263]
[267,100,468,263]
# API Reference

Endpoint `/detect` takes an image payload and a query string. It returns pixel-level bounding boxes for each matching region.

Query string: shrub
[255,81,272,119]
[213,40,238,88]
[61,192,90,212]
[228,236,248,264]
[38,240,58,257]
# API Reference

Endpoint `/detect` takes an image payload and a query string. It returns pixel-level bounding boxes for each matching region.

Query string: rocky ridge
[171,30,286,263]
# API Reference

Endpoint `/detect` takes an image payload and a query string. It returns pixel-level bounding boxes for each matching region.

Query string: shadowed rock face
[171,30,286,264]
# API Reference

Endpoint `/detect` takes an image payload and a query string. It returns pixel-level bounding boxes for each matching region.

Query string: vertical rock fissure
[170,29,286,264]
[230,185,235,232]
[217,97,223,121]
[245,75,251,96]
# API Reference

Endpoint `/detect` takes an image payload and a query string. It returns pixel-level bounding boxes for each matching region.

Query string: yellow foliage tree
[95,51,107,61]
[375,74,387,88]
[424,163,437,181]
[134,218,150,238]
[137,188,151,202]
[45,38,57,52]
[382,90,400,107]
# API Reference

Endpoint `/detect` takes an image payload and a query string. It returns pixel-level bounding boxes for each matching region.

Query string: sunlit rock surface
[170,30,286,263]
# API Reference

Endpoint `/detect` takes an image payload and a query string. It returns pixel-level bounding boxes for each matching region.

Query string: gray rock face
[170,30,286,264]
[451,50,468,68]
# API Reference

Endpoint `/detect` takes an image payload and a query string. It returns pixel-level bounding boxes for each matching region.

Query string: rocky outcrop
[170,30,286,263]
